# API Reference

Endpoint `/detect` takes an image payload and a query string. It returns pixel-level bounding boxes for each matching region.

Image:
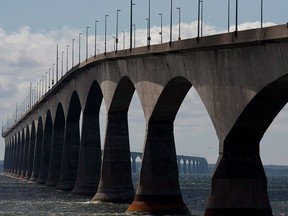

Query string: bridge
[2,24,288,215]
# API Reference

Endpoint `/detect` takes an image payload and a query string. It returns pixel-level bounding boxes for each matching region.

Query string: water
[0,174,287,216]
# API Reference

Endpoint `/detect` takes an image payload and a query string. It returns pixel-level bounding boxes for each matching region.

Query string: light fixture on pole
[133,24,136,48]
[130,0,135,50]
[122,31,125,49]
[170,0,173,45]
[148,0,151,46]
[72,39,75,68]
[159,13,163,44]
[228,0,230,33]
[79,32,82,63]
[116,9,121,52]
[86,26,89,61]
[261,0,263,28]
[105,15,109,55]
[177,7,181,40]
[145,18,149,46]
[66,45,69,73]
[61,51,64,77]
[235,0,238,36]
[95,20,99,56]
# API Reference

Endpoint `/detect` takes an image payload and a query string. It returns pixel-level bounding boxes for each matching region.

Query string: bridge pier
[205,152,272,216]
[72,113,102,195]
[24,126,36,180]
[92,112,134,203]
[128,121,189,214]
[45,119,65,187]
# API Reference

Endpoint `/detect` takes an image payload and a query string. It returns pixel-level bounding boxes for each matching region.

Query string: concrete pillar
[128,121,189,214]
[16,132,24,177]
[183,160,187,174]
[25,126,36,180]
[193,160,196,174]
[56,121,80,190]
[72,113,102,195]
[45,122,65,186]
[20,128,29,179]
[205,148,272,215]
[37,119,52,184]
[30,120,43,182]
[3,140,8,173]
[93,112,134,203]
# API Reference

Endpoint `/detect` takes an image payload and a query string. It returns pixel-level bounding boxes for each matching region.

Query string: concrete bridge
[2,24,288,215]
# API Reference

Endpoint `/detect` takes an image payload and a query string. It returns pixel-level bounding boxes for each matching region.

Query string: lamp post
[61,51,64,77]
[170,0,173,44]
[201,0,203,37]
[122,31,125,49]
[145,18,149,46]
[105,15,109,54]
[116,9,121,52]
[79,32,82,63]
[159,13,163,43]
[72,39,75,67]
[177,7,181,40]
[148,0,151,46]
[56,44,59,82]
[66,45,69,73]
[86,26,89,60]
[113,36,116,51]
[197,0,201,38]
[235,0,238,34]
[48,68,51,89]
[133,24,136,48]
[261,0,263,28]
[228,0,230,32]
[130,0,135,50]
[52,63,55,85]
[95,20,99,56]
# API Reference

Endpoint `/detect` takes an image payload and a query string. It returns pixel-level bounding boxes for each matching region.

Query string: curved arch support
[128,77,191,214]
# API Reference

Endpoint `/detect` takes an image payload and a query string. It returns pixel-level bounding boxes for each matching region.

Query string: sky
[0,0,288,165]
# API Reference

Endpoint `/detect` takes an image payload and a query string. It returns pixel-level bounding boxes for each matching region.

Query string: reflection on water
[0,174,287,215]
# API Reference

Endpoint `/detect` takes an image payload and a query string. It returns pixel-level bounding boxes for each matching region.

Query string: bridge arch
[57,91,82,191]
[46,103,65,186]
[20,125,30,178]
[30,116,43,181]
[207,75,288,215]
[94,76,135,202]
[73,81,103,194]
[24,120,36,180]
[38,110,53,184]
[129,76,192,213]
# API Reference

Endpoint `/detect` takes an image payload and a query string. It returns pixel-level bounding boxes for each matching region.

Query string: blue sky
[0,0,288,164]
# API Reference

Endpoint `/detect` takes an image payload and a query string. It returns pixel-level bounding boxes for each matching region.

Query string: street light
[66,45,69,73]
[86,26,90,60]
[228,0,230,32]
[56,44,59,82]
[49,68,51,89]
[113,36,116,51]
[116,9,121,52]
[159,13,163,43]
[261,0,263,28]
[72,39,75,67]
[130,0,135,50]
[95,20,99,56]
[235,0,238,35]
[133,24,136,48]
[170,0,173,45]
[148,0,151,46]
[122,31,125,49]
[79,32,82,63]
[52,63,55,85]
[177,7,181,40]
[61,51,64,77]
[197,0,201,38]
[105,15,109,55]
[145,18,149,46]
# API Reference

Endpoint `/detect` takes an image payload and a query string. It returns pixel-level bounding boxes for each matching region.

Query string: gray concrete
[3,24,288,215]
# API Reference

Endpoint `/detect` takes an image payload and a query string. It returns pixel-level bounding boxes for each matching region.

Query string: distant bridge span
[2,24,288,215]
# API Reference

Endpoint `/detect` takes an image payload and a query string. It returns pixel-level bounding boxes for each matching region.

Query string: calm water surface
[0,174,287,215]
